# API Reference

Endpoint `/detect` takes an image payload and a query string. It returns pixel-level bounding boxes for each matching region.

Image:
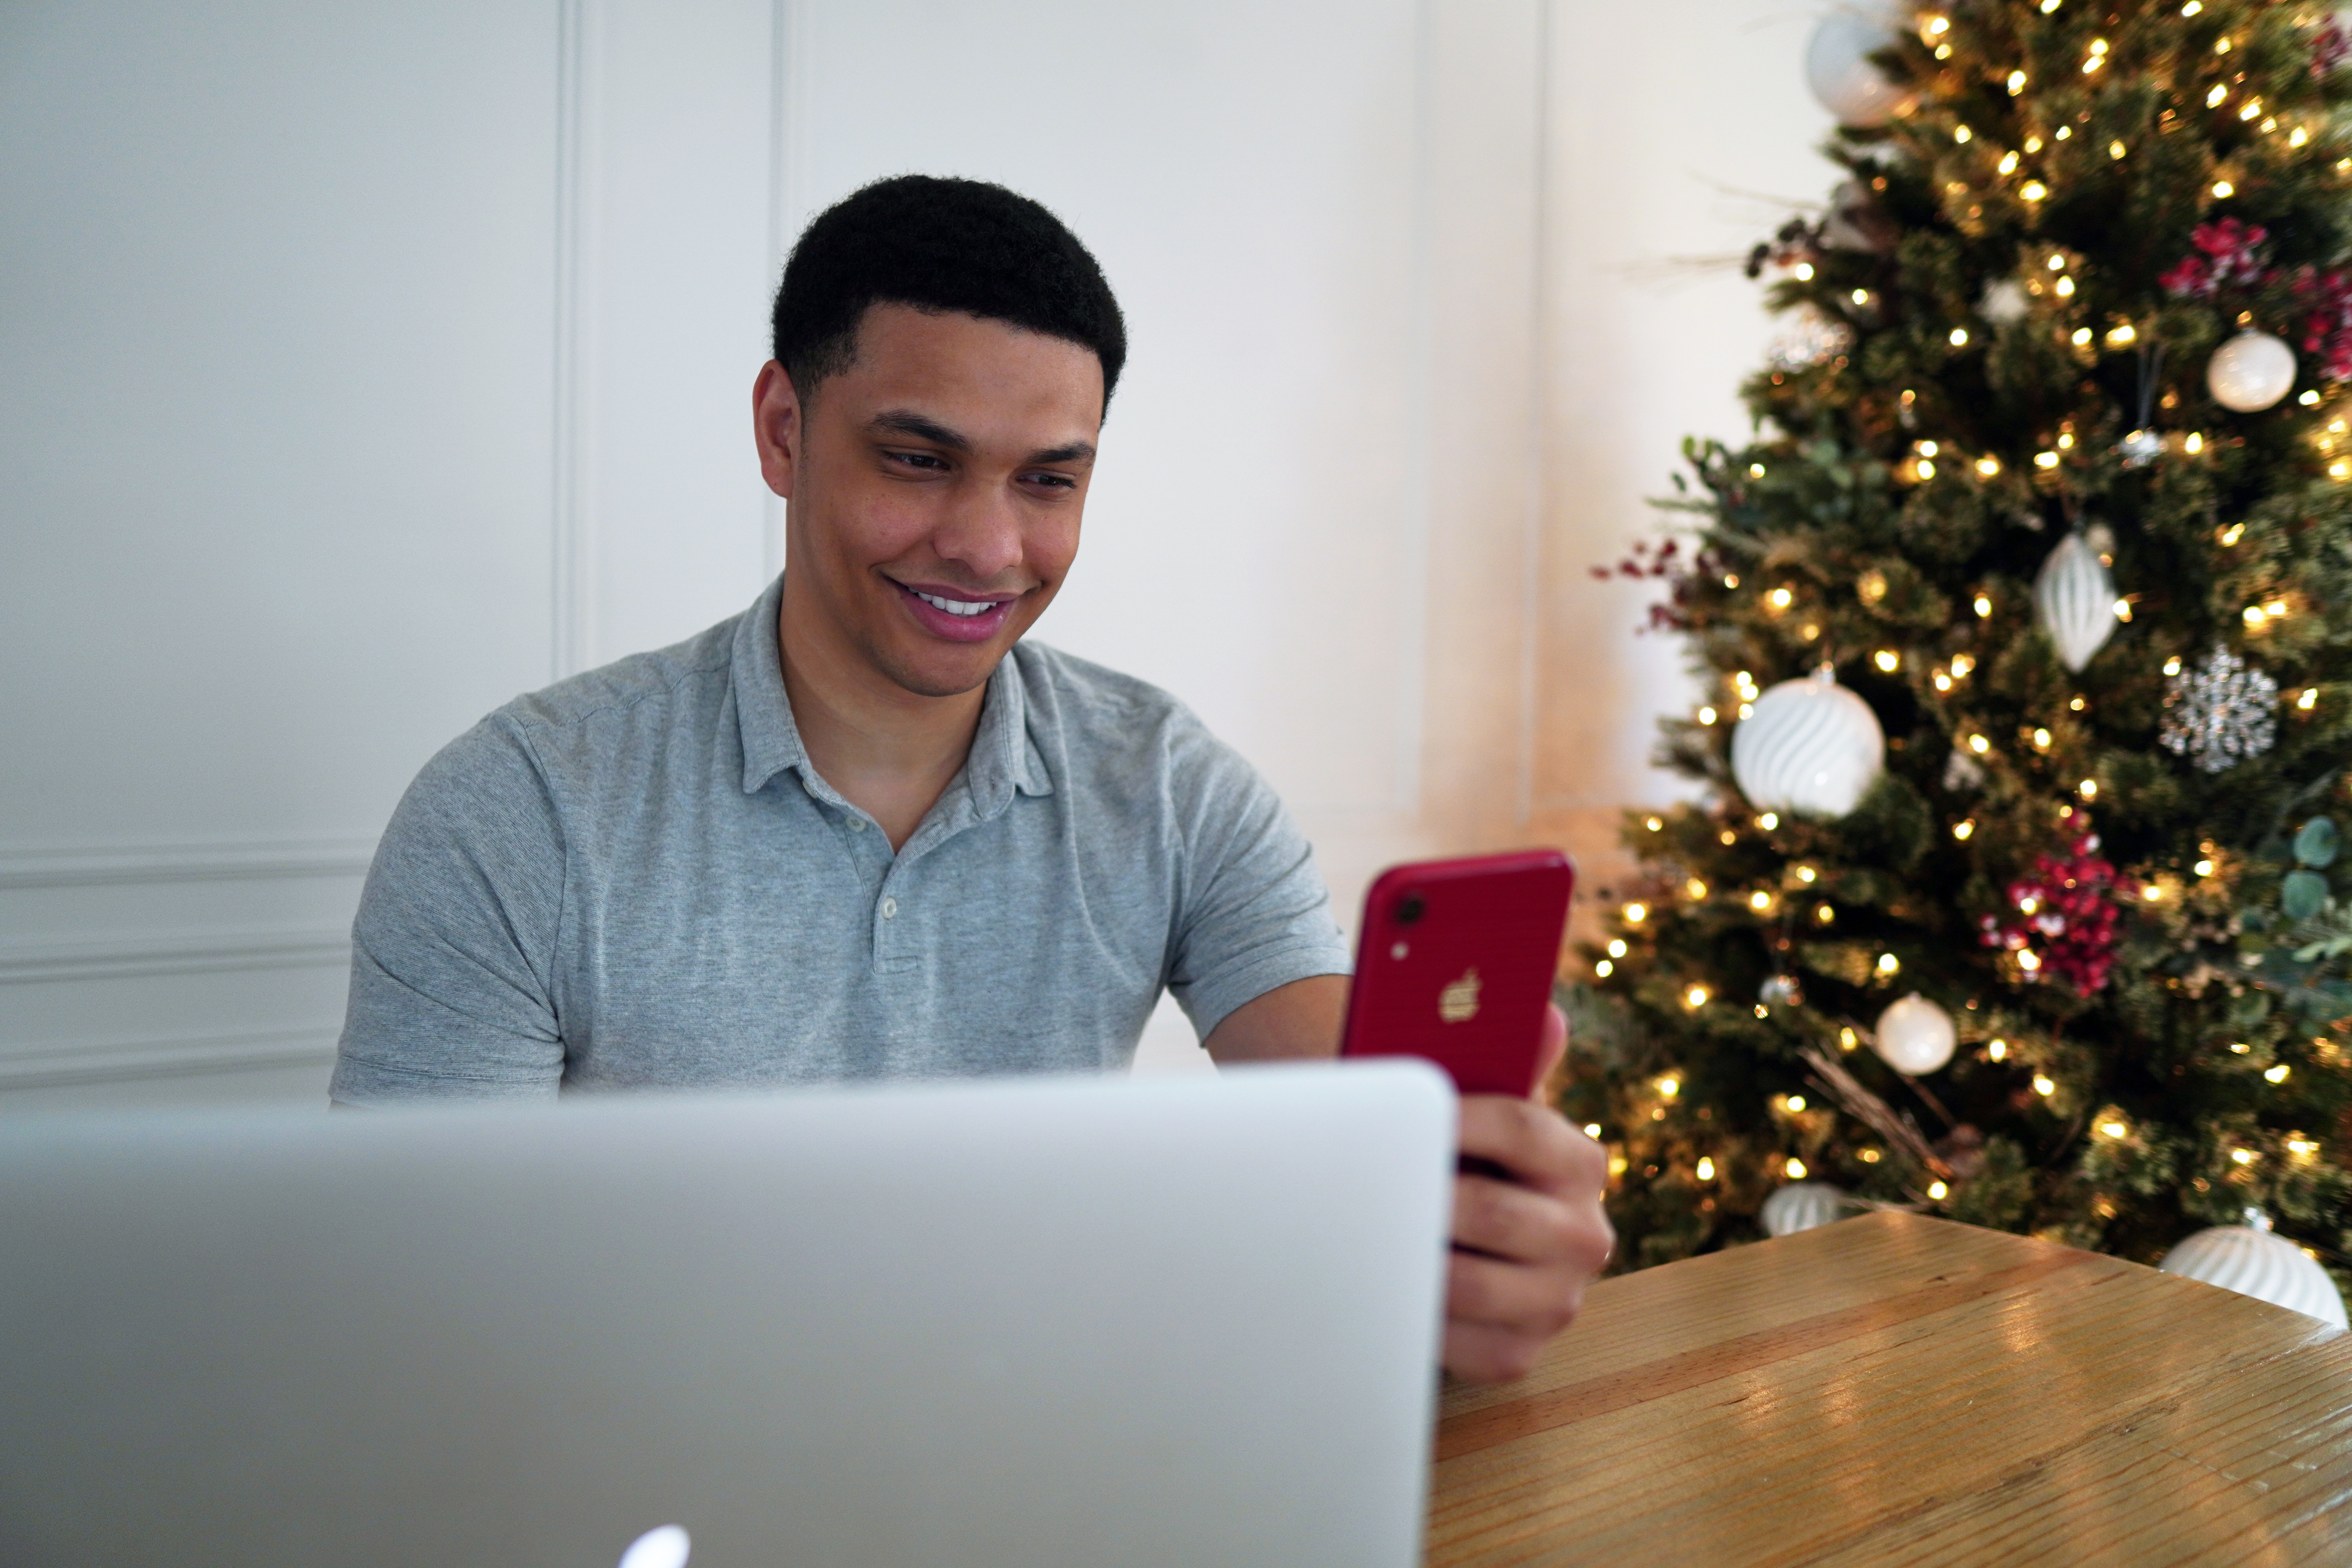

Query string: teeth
[915,589,995,617]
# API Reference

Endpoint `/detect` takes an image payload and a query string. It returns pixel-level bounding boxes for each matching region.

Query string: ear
[752,360,802,500]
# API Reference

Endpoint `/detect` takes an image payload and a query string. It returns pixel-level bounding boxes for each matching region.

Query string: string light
[2163,655,2183,676]
[1928,1180,1950,1200]
[1686,878,1708,899]
[2021,182,2048,202]
[2007,71,2027,94]
[2184,432,2205,454]
[2100,1120,2128,1138]
[2033,727,2052,749]
[2109,140,2127,160]
[2214,180,2236,198]
[1877,953,1902,976]
[1999,150,2020,174]
[2300,688,2319,710]
[1874,650,1900,672]
[1840,1027,1859,1050]
[1697,1156,1716,1180]
[1749,890,1773,912]
[1968,733,1990,753]
[2019,950,2043,972]
[2194,857,2214,876]
[1795,865,1817,884]
[1786,1157,1808,1179]
[2054,276,2076,298]
[1975,592,1994,615]
[1595,958,1613,977]
[2033,1074,2056,1095]
[1786,1094,1806,1112]
[1860,1148,1882,1163]
[2034,450,2060,469]
[2207,84,2229,108]
[1658,1075,1681,1097]
[1816,904,1836,924]
[1684,985,1708,1009]
[1954,819,1975,840]
[1645,815,1663,831]
[1769,587,1793,609]
[2230,1147,2257,1165]
[1949,328,1970,346]
[1625,902,1648,922]
[1699,706,1719,724]
[1976,455,2001,477]
[1950,653,1974,677]
[2266,1063,2292,1083]
[1584,1123,1602,1138]
[1607,939,1627,957]
[1758,811,1779,829]
[1988,1038,2007,1060]
[2230,1041,2250,1054]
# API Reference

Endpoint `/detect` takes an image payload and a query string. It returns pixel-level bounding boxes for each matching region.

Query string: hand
[1442,1002,1613,1382]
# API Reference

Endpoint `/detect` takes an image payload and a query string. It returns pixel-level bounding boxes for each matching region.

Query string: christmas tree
[1568,0,2352,1302]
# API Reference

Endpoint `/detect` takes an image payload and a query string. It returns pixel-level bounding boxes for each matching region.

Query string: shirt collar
[733,574,1053,814]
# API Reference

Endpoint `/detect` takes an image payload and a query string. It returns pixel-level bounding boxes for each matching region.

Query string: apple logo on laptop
[1437,967,1480,1024]
[618,1524,690,1568]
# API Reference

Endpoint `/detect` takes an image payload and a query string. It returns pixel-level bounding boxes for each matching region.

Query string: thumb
[1530,1000,1568,1100]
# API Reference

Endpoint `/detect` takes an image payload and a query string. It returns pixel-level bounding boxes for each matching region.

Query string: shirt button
[881,897,898,919]
[847,816,866,831]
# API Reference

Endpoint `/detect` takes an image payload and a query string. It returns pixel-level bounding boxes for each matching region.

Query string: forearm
[1200,974,1348,1065]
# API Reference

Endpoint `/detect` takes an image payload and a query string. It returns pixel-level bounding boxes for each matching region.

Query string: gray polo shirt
[329,574,1351,1102]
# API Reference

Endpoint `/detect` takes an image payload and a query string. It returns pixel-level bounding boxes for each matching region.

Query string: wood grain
[1426,1212,2352,1566]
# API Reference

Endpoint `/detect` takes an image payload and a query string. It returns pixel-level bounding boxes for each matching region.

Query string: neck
[776,567,989,850]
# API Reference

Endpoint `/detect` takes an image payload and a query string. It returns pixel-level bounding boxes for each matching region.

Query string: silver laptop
[0,1062,1454,1567]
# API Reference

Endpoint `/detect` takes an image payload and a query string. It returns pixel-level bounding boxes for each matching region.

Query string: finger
[1446,1249,1587,1338]
[1443,1318,1548,1383]
[1452,1170,1573,1261]
[1457,1095,1607,1197]
[1530,1001,1568,1099]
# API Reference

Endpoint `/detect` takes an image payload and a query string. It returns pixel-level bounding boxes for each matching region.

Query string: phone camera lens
[1396,893,1425,926]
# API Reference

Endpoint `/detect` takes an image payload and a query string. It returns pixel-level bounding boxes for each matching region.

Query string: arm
[330,717,570,1104]
[1206,981,1614,1383]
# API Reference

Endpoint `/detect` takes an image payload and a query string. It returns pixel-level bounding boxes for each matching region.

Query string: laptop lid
[0,1061,1454,1567]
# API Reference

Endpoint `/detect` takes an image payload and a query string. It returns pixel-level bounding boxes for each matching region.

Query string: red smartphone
[1338,850,1574,1098]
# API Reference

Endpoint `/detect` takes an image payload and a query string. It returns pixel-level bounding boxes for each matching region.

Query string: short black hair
[771,175,1126,411]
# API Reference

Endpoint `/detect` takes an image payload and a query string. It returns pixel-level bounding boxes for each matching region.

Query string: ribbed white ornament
[2033,532,2118,673]
[1873,993,1956,1075]
[1762,1182,1851,1238]
[2159,1210,2348,1328]
[1731,668,1885,817]
[1805,9,1912,127]
[2206,329,2298,413]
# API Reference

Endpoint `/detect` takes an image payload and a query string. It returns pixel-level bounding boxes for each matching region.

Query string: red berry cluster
[2158,219,2270,299]
[1977,834,2123,997]
[2294,268,2352,383]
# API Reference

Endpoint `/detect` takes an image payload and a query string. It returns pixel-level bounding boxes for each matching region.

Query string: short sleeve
[1161,724,1352,1041]
[329,716,570,1103]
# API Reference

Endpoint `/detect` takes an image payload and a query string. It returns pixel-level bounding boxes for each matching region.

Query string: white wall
[0,0,1839,1105]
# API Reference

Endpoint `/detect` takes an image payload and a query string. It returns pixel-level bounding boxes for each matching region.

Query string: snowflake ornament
[2160,646,2279,773]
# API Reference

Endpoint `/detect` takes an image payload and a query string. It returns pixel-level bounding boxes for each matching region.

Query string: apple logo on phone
[1438,967,1481,1024]
[618,1524,690,1568]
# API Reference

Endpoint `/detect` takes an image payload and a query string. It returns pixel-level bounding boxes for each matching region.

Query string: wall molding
[0,1024,339,1091]
[551,0,601,680]
[0,927,352,985]
[0,836,376,890]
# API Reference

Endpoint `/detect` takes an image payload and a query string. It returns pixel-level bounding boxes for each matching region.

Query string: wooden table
[1427,1211,2352,1565]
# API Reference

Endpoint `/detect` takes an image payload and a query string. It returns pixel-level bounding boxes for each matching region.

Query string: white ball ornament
[2160,1209,2348,1328]
[2206,328,2298,413]
[1762,1182,1852,1237]
[1731,667,1886,818]
[2033,531,2119,673]
[1873,993,1957,1075]
[1805,8,1912,127]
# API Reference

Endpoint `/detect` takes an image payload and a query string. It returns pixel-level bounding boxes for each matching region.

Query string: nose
[928,477,1025,583]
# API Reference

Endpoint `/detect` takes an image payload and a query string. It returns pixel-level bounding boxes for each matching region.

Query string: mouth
[889,578,1022,644]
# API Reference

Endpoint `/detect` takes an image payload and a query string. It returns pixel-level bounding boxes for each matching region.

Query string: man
[334,175,1610,1381]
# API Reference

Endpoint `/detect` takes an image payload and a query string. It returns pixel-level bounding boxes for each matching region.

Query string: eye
[1024,470,1078,490]
[884,449,949,472]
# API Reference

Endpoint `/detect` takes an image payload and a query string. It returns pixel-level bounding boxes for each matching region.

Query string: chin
[873,640,1010,699]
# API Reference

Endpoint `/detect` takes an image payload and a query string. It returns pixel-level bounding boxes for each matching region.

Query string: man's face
[755,303,1103,699]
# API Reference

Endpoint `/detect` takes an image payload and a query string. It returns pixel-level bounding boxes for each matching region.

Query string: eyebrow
[868,408,1096,467]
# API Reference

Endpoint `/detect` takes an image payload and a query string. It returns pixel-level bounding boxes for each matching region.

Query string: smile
[890,579,1021,644]
[913,589,996,617]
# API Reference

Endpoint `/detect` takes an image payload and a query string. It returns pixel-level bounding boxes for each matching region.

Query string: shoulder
[497,615,739,744]
[1010,640,1220,760]
[1009,640,1270,811]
